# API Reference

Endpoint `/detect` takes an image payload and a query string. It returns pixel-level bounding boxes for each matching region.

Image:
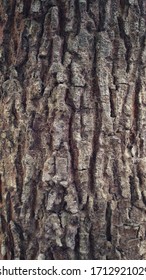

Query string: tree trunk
[0,0,146,260]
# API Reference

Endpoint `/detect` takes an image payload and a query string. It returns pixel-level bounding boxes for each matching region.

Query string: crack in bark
[129,175,138,205]
[117,16,132,73]
[89,37,102,193]
[23,0,32,17]
[15,132,24,202]
[3,0,16,67]
[0,175,2,204]
[74,0,81,36]
[134,77,141,133]
[109,88,116,118]
[105,201,112,242]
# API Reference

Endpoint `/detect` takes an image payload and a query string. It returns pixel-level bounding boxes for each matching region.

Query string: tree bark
[0,0,146,260]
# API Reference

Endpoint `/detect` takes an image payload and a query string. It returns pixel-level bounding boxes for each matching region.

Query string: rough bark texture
[0,0,146,260]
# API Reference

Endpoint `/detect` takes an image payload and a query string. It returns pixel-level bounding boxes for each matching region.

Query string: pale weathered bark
[0,0,146,260]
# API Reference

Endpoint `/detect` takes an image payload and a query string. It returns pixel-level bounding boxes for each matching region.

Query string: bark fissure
[23,0,32,17]
[89,37,102,193]
[105,202,112,242]
[117,16,132,73]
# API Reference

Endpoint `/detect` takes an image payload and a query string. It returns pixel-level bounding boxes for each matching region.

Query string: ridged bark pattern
[0,0,146,259]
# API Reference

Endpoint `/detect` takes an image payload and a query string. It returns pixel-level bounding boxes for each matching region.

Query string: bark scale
[0,0,146,259]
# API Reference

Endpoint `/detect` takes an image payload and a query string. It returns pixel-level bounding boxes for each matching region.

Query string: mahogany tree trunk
[0,0,146,260]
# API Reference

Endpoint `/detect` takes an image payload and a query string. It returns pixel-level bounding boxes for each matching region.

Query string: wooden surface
[0,0,146,259]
